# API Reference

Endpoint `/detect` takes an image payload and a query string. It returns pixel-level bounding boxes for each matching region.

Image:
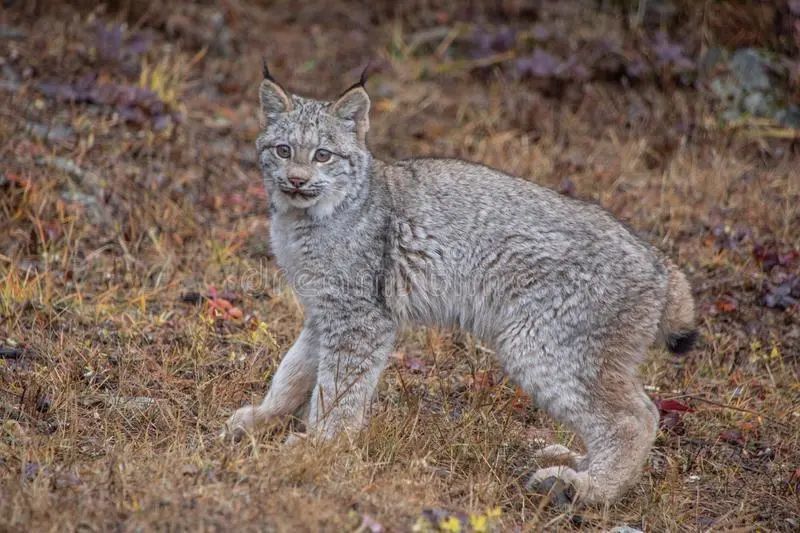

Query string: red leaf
[4,172,32,189]
[718,429,746,447]
[654,399,695,413]
[512,386,531,410]
[714,296,738,313]
[654,398,693,434]
[753,243,799,272]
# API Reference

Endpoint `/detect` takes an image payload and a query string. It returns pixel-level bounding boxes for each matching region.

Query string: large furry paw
[527,465,590,506]
[220,405,260,442]
[534,444,586,469]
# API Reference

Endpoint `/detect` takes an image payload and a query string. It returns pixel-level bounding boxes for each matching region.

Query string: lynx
[224,64,697,504]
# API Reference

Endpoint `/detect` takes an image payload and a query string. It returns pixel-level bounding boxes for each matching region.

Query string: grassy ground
[1,1,799,531]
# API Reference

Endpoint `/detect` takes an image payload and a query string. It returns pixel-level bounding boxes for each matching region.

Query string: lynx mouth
[280,188,320,200]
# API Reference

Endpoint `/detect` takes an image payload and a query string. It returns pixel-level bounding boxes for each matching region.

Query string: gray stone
[730,48,771,92]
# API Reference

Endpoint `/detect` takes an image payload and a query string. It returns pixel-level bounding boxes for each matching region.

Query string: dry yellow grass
[1,1,799,531]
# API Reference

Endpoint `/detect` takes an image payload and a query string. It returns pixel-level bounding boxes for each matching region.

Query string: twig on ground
[666,393,792,429]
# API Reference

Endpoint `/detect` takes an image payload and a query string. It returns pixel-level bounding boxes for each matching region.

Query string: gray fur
[225,78,696,504]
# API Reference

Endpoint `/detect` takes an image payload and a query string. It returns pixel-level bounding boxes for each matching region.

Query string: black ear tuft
[262,58,274,82]
[339,63,371,97]
[358,63,370,87]
[258,61,293,119]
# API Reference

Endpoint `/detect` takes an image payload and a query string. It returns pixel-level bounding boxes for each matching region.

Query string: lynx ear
[259,61,293,122]
[331,84,370,143]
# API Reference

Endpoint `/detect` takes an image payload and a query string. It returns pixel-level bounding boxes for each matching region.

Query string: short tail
[659,261,698,354]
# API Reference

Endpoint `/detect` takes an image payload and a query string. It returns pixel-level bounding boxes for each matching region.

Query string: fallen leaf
[718,429,746,446]
[762,275,800,310]
[512,386,531,411]
[2,172,33,189]
[753,243,799,272]
[714,296,738,313]
[710,223,751,250]
[654,398,694,435]
[205,285,244,320]
[739,420,759,433]
[654,399,695,413]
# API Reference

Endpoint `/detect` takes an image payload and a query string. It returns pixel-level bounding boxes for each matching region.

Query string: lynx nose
[287,176,307,188]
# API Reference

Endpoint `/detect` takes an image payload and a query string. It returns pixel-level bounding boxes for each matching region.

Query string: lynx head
[255,63,372,217]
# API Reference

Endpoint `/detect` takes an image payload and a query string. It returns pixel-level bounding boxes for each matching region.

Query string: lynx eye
[275,144,292,159]
[313,148,332,163]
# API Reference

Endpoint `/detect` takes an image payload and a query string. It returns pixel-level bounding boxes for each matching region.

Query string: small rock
[742,92,772,116]
[730,49,771,92]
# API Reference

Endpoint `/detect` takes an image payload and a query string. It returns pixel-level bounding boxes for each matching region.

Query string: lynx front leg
[306,312,396,440]
[224,326,318,440]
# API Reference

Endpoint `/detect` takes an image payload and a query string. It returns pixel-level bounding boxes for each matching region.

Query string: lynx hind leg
[522,375,657,504]
[532,371,658,504]
[504,336,658,504]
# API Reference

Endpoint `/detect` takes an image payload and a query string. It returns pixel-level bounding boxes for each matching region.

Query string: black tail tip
[666,330,699,354]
